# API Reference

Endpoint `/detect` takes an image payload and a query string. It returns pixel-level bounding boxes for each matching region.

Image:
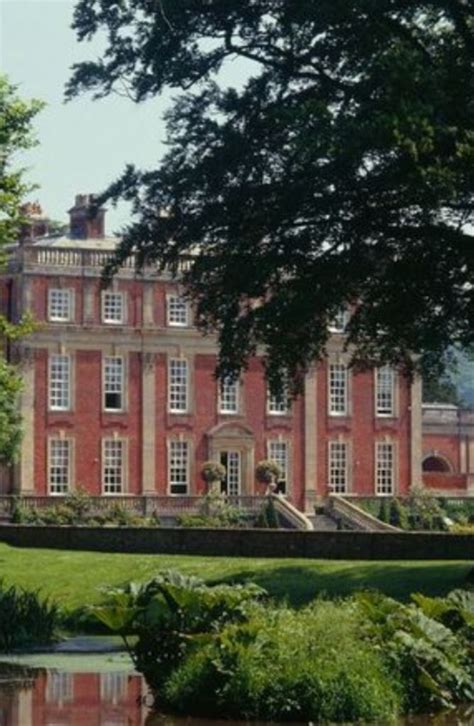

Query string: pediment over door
[207,422,255,442]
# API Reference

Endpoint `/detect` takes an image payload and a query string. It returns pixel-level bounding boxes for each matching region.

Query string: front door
[219,451,241,496]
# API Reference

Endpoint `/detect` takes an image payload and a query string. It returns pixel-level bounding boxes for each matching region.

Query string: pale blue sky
[0,0,173,233]
[0,0,251,234]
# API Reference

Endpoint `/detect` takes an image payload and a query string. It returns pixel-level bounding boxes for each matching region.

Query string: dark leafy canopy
[68,1,474,389]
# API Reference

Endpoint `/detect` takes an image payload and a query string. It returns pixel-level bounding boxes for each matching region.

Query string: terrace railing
[0,494,267,520]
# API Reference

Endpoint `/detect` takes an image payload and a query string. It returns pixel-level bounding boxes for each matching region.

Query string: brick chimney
[68,194,106,240]
[19,202,49,244]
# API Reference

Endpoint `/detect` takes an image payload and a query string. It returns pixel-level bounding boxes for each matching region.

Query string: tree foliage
[68,1,474,387]
[0,75,43,461]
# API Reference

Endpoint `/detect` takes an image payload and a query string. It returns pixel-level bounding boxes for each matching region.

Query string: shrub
[254,497,280,528]
[255,460,282,485]
[389,498,409,529]
[378,498,390,523]
[177,490,245,528]
[164,601,401,722]
[9,491,159,528]
[93,570,265,690]
[0,580,59,651]
[407,487,447,531]
[200,461,226,485]
[356,591,473,712]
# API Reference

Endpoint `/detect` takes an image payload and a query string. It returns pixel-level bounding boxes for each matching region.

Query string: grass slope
[0,543,471,610]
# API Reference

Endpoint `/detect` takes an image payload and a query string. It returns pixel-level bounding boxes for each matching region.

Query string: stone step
[308,513,339,531]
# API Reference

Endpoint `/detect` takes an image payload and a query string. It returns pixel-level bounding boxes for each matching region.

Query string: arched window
[422,455,451,473]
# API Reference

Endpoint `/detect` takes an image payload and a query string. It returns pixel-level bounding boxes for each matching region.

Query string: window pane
[102,292,124,323]
[104,356,124,411]
[219,378,239,414]
[167,295,188,326]
[329,364,347,415]
[169,440,189,494]
[376,442,394,495]
[329,309,348,333]
[169,359,188,412]
[49,354,70,410]
[103,439,124,493]
[376,366,394,416]
[329,441,347,493]
[48,289,72,321]
[49,439,70,494]
[268,441,288,493]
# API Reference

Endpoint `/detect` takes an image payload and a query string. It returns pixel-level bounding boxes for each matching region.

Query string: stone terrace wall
[0,525,472,560]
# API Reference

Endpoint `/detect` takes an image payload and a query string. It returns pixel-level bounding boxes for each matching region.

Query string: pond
[0,651,471,725]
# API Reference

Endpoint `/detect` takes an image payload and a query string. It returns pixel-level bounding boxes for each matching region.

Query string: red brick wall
[20,275,414,502]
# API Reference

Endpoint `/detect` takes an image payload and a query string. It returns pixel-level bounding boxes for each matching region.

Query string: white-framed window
[46,672,73,704]
[329,309,349,333]
[267,381,289,415]
[168,439,189,494]
[376,441,395,495]
[168,358,188,413]
[167,295,189,326]
[103,356,124,412]
[48,288,73,322]
[48,438,71,494]
[102,438,125,494]
[268,440,289,494]
[376,366,395,417]
[219,378,239,414]
[329,363,348,416]
[328,441,348,493]
[102,291,125,324]
[49,354,71,411]
[100,673,128,704]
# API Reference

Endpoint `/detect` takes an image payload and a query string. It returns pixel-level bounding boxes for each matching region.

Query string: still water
[0,653,471,726]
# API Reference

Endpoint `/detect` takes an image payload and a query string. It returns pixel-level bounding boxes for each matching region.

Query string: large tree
[68,1,474,388]
[0,75,43,461]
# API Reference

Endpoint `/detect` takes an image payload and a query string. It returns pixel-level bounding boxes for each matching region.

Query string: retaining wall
[0,525,472,560]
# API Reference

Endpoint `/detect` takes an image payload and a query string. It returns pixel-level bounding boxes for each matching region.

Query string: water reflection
[0,662,471,725]
[0,663,146,725]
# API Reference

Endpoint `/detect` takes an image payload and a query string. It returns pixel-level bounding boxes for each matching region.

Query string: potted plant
[200,460,226,494]
[255,460,282,494]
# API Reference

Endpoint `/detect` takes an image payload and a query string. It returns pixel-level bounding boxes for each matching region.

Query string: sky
[0,0,171,233]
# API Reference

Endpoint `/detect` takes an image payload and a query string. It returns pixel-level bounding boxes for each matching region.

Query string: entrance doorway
[219,451,241,496]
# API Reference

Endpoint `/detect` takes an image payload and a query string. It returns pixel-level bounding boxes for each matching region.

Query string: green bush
[254,497,280,528]
[10,491,159,528]
[177,490,245,529]
[389,498,409,529]
[92,570,474,722]
[164,601,401,722]
[378,498,390,523]
[407,487,447,531]
[0,580,59,651]
[92,570,265,689]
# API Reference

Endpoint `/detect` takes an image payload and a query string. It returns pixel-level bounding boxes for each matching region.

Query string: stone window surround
[166,293,190,327]
[102,353,128,413]
[327,436,352,494]
[167,435,193,495]
[267,436,292,495]
[48,287,75,323]
[101,435,128,494]
[48,350,74,412]
[374,436,399,496]
[374,366,398,418]
[47,433,75,495]
[101,290,127,325]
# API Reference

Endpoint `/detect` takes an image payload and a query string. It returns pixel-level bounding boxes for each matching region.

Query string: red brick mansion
[1,195,472,511]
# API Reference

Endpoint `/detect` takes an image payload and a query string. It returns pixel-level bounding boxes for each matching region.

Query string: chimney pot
[68,193,106,240]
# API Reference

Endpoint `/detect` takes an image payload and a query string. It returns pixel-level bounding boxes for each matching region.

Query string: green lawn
[0,543,471,610]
